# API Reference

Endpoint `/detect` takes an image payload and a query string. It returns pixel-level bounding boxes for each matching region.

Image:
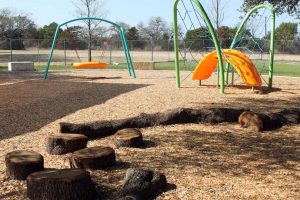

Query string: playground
[0,0,300,199]
[0,70,299,199]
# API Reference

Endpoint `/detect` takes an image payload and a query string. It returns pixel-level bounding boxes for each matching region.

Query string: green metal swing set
[43,17,136,79]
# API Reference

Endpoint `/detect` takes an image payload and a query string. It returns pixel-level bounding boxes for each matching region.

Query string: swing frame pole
[227,4,275,88]
[43,17,135,79]
[173,0,225,93]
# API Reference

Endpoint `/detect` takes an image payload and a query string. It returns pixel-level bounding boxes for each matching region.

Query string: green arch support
[228,4,275,88]
[173,1,275,93]
[173,0,225,93]
[43,17,136,79]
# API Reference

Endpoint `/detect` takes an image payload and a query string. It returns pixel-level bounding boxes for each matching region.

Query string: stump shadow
[148,183,177,200]
[141,140,157,149]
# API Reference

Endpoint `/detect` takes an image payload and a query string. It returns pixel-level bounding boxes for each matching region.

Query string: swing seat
[72,62,108,69]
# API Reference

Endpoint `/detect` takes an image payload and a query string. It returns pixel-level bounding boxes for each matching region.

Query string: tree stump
[27,169,97,200]
[47,133,88,155]
[114,128,143,148]
[5,150,44,180]
[70,146,116,170]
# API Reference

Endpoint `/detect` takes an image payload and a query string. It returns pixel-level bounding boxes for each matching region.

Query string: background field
[1,49,300,77]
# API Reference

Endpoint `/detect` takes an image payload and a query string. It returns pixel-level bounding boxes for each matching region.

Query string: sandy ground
[0,69,299,199]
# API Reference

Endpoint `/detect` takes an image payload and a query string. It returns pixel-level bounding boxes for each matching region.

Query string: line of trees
[0,7,173,50]
[0,0,299,53]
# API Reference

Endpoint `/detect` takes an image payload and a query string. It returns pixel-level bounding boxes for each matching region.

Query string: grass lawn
[0,60,299,77]
[155,60,300,77]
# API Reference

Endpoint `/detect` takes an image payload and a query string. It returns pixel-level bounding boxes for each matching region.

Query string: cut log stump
[47,133,88,155]
[27,169,97,200]
[5,150,44,180]
[114,128,143,148]
[70,146,116,170]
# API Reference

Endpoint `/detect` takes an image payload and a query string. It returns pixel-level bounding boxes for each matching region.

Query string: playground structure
[173,0,275,93]
[192,49,261,86]
[43,17,136,79]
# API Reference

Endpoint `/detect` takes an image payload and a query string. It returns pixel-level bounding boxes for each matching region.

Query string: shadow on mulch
[0,73,148,139]
[74,76,123,80]
[135,128,300,177]
[201,96,300,113]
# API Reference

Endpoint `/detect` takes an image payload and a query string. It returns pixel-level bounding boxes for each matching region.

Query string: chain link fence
[0,38,300,67]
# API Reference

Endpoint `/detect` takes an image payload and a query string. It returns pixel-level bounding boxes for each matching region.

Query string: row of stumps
[5,128,166,200]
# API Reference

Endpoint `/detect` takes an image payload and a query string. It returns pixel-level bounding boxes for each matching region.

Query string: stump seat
[47,133,88,155]
[27,169,97,200]
[114,128,143,148]
[70,146,116,170]
[5,150,44,180]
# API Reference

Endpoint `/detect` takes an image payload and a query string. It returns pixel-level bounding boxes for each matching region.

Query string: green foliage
[0,8,37,49]
[38,22,60,39]
[126,27,146,50]
[185,26,238,50]
[37,22,62,48]
[274,22,298,52]
[126,27,139,40]
[218,26,237,48]
[275,22,298,40]
[185,27,213,50]
[242,0,299,15]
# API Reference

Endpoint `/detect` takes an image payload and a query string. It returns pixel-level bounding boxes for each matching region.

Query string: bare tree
[72,0,107,61]
[209,0,226,39]
[137,17,168,41]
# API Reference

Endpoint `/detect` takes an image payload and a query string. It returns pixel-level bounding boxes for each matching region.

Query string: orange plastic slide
[192,49,262,86]
[73,62,108,69]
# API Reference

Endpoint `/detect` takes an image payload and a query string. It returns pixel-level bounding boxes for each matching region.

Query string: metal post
[10,39,13,62]
[151,39,154,61]
[109,40,112,64]
[229,4,275,89]
[64,39,67,66]
[37,39,40,66]
[183,41,186,68]
[131,40,134,58]
[173,0,225,93]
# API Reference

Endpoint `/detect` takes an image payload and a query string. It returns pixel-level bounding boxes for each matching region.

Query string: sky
[0,0,297,28]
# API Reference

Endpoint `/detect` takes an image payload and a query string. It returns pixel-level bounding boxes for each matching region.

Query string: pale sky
[0,0,297,28]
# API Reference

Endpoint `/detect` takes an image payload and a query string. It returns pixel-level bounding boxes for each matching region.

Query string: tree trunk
[27,169,97,200]
[114,128,143,148]
[47,133,88,155]
[5,150,44,180]
[70,146,116,170]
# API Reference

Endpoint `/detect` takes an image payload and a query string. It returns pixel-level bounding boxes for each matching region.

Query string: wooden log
[115,128,143,148]
[5,150,44,180]
[47,133,88,155]
[60,108,249,138]
[27,169,97,200]
[70,146,116,170]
